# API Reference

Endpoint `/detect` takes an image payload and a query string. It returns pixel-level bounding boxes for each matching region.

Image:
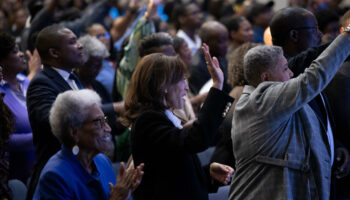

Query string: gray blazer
[229,35,350,200]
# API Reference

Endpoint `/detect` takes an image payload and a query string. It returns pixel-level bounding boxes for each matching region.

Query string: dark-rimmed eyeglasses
[292,26,319,32]
[86,116,108,129]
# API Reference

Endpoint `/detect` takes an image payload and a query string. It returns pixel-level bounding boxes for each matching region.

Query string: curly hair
[227,43,259,87]
[0,94,13,145]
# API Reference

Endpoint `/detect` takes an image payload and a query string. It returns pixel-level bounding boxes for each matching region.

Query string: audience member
[33,89,144,199]
[229,31,350,199]
[270,7,323,59]
[0,66,14,200]
[86,23,116,95]
[75,35,125,160]
[189,21,230,94]
[173,2,203,56]
[324,10,350,199]
[0,9,7,32]
[123,47,234,199]
[26,0,114,52]
[271,7,350,198]
[221,16,254,56]
[173,36,192,67]
[0,32,34,183]
[26,24,84,200]
[315,9,340,43]
[172,36,197,124]
[246,1,274,44]
[10,7,28,44]
[115,0,159,99]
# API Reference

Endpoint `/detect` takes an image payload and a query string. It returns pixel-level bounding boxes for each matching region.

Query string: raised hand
[145,0,162,20]
[202,43,224,90]
[26,49,41,80]
[209,162,234,185]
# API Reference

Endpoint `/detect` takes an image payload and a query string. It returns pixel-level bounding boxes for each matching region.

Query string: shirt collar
[52,67,72,82]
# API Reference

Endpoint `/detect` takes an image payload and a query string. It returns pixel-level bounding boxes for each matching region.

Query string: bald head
[36,24,67,60]
[270,7,313,46]
[200,21,229,57]
[270,7,322,56]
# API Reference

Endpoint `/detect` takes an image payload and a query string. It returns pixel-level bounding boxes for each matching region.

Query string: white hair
[49,89,101,145]
[243,45,283,86]
[78,35,109,64]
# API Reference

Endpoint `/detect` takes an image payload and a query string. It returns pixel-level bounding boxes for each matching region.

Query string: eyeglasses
[292,26,319,32]
[86,116,108,129]
[96,32,110,39]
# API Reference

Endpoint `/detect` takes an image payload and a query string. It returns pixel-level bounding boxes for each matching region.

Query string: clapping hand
[209,162,234,185]
[202,43,224,90]
[109,162,144,200]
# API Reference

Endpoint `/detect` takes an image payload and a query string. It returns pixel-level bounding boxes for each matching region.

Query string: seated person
[0,32,35,183]
[33,89,144,199]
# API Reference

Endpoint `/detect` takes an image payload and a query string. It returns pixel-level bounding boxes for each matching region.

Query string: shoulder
[133,110,169,126]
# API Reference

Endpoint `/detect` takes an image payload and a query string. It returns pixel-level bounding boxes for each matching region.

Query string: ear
[178,16,186,26]
[289,30,299,43]
[69,126,79,144]
[260,71,269,82]
[230,30,237,40]
[340,27,344,33]
[48,48,60,59]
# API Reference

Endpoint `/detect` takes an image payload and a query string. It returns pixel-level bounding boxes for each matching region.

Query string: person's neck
[182,27,197,41]
[231,40,242,49]
[76,150,96,174]
[80,79,93,89]
[4,73,19,88]
[44,61,73,73]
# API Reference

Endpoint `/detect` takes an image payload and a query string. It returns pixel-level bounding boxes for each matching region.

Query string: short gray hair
[243,45,283,86]
[78,35,109,64]
[49,89,102,146]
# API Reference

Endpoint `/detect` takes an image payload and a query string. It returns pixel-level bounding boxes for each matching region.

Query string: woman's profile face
[165,77,188,110]
[1,45,26,75]
[76,104,112,155]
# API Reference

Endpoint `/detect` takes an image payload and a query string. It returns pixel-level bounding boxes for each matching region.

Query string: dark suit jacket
[131,88,233,200]
[324,58,350,198]
[26,66,74,199]
[189,50,231,94]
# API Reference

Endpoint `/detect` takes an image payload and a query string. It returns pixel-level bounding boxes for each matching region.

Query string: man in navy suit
[26,24,84,199]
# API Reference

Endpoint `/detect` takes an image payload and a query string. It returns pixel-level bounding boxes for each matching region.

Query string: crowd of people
[1,0,350,199]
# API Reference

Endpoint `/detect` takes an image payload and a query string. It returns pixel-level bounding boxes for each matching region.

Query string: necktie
[69,73,84,89]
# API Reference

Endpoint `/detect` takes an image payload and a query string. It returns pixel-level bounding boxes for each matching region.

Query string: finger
[26,50,33,58]
[212,57,220,69]
[109,182,114,189]
[119,162,126,176]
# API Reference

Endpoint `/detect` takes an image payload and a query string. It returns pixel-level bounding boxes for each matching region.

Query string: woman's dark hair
[122,53,186,126]
[173,36,185,53]
[0,32,15,62]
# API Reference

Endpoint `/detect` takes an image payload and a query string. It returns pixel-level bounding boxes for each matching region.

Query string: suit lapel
[42,66,73,91]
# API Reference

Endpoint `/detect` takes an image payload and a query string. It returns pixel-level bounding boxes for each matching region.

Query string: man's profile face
[56,28,83,69]
[295,14,322,51]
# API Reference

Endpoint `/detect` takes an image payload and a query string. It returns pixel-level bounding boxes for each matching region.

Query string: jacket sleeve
[132,88,234,155]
